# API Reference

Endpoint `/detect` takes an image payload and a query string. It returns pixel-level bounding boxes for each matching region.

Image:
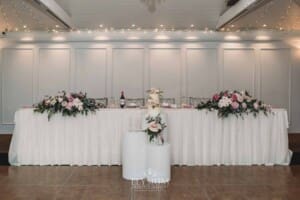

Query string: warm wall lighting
[94,36,109,41]
[185,36,199,40]
[224,35,240,41]
[288,40,300,49]
[155,35,169,40]
[52,36,66,41]
[255,35,271,41]
[20,36,34,41]
[127,36,140,40]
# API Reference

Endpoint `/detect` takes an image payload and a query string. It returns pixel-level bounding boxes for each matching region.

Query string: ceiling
[0,0,300,33]
[0,0,60,32]
[54,0,225,30]
[226,0,300,31]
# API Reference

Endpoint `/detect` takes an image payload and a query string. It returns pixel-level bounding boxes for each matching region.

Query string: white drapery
[9,108,291,166]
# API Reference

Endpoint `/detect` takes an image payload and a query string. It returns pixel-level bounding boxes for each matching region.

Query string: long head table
[9,108,291,166]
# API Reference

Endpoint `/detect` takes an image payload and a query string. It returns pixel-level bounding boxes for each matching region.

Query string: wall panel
[75,48,107,97]
[112,48,144,98]
[260,49,290,111]
[2,49,33,123]
[0,41,299,133]
[186,48,218,97]
[223,49,255,93]
[291,49,300,132]
[149,49,181,102]
[38,48,70,99]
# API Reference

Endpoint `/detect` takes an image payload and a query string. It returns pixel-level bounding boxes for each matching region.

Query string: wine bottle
[120,91,126,108]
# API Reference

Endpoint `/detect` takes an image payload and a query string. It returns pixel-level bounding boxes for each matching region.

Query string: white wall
[0,40,299,133]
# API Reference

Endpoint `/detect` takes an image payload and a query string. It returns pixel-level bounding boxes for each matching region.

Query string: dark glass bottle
[120,91,126,108]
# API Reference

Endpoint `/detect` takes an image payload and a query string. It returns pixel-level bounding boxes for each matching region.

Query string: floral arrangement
[197,90,272,118]
[146,88,163,108]
[145,88,166,144]
[34,91,101,120]
[145,114,167,144]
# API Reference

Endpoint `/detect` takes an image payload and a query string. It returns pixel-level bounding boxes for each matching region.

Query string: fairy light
[1,0,299,34]
[52,36,65,41]
[155,35,169,40]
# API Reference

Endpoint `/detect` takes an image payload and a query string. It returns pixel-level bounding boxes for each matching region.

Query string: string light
[221,0,299,32]
[0,0,298,34]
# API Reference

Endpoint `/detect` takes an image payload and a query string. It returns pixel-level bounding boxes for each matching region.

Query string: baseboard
[0,153,9,165]
[0,124,14,134]
[0,134,12,153]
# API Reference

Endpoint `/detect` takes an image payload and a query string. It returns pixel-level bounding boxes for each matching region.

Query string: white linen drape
[9,108,291,166]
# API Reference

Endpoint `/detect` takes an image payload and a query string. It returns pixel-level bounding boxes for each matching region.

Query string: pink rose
[68,96,74,102]
[231,102,239,109]
[148,122,161,133]
[66,102,73,110]
[213,94,220,101]
[231,94,238,102]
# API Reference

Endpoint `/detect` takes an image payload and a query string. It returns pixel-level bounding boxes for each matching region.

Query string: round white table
[146,143,171,183]
[122,130,147,180]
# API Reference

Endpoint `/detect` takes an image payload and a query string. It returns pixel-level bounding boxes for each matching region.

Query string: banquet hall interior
[1,0,300,199]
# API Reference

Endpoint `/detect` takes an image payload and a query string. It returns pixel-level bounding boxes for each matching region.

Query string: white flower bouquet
[145,88,166,144]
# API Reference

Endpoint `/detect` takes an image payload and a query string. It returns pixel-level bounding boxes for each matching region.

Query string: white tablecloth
[9,108,291,166]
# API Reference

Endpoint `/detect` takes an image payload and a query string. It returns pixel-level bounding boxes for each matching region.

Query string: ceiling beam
[29,0,74,29]
[216,0,271,30]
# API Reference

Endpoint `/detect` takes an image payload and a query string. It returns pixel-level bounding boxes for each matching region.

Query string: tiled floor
[0,166,300,200]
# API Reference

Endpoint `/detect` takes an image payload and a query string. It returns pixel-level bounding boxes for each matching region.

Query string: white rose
[242,102,247,109]
[73,98,83,108]
[62,101,68,107]
[148,107,161,117]
[45,99,51,105]
[218,96,232,108]
[253,102,259,110]
[58,97,63,103]
[236,94,244,102]
[50,99,57,105]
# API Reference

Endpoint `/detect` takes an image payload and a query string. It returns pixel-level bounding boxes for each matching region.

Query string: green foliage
[34,91,101,120]
[197,90,272,119]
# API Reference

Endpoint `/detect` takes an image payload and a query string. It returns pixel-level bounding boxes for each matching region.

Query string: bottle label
[120,99,125,105]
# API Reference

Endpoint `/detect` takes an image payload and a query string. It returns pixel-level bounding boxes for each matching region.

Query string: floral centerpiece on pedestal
[197,90,272,118]
[34,91,101,120]
[145,88,166,144]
